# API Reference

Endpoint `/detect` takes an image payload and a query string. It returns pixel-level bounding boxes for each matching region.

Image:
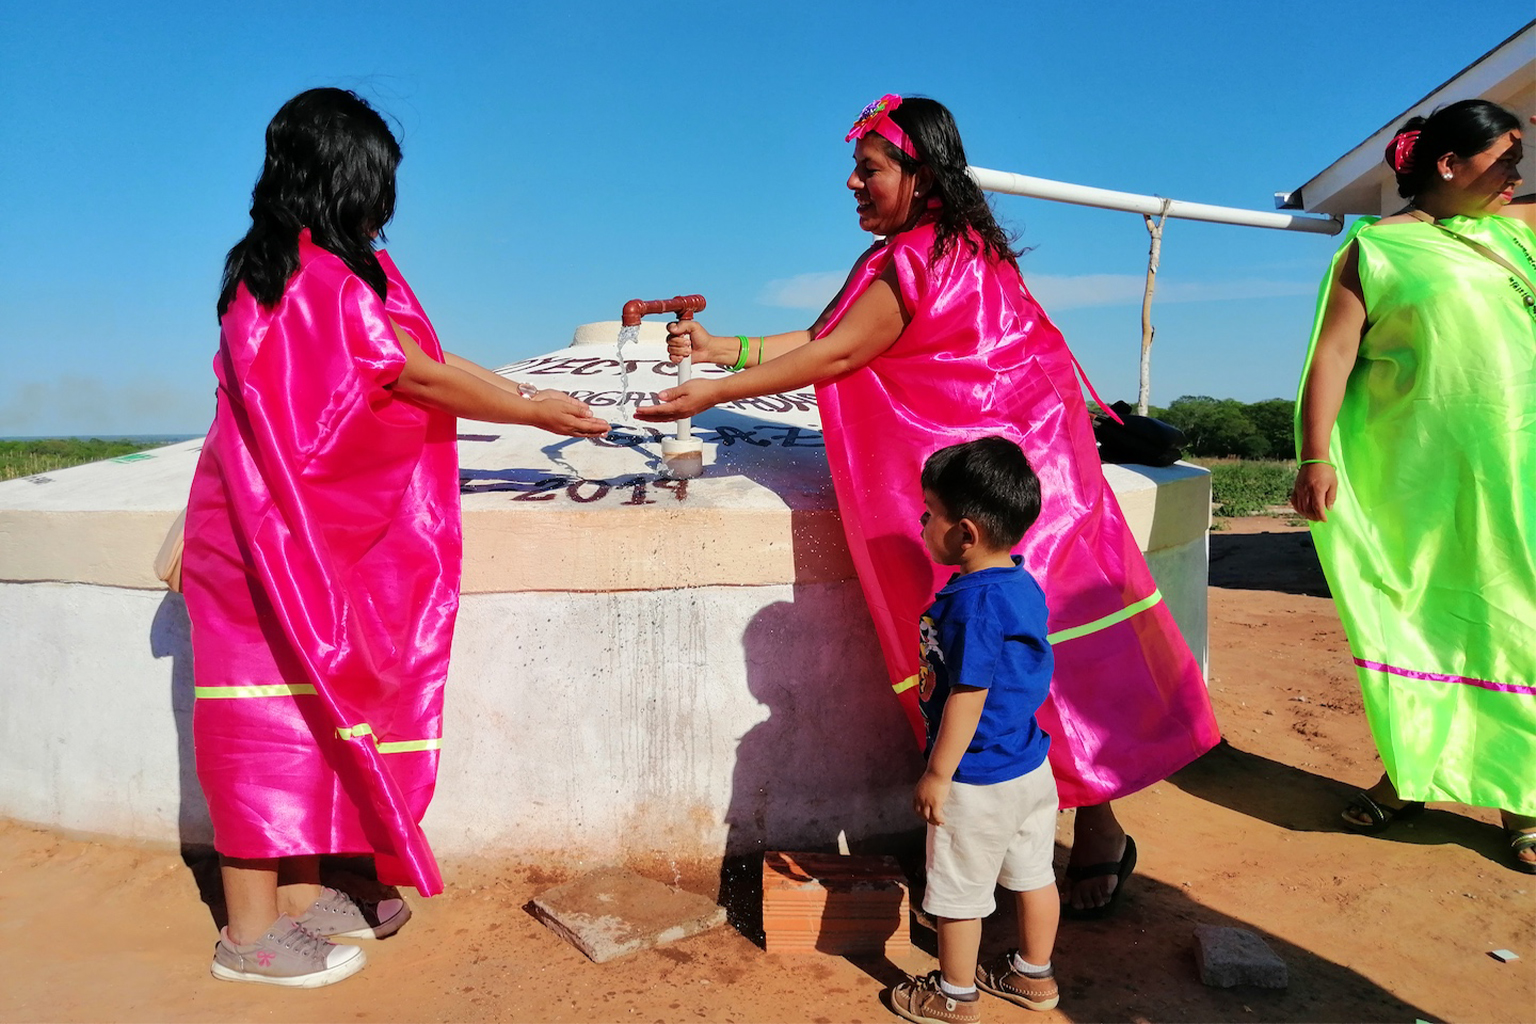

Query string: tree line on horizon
[1146,396,1295,460]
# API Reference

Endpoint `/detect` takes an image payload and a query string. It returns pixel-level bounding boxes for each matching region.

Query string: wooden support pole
[1137,202,1170,417]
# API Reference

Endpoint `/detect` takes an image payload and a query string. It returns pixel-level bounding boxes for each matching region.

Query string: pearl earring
[1443,173,1452,180]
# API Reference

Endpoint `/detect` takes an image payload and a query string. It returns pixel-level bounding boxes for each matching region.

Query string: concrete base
[0,578,918,860]
[528,866,726,963]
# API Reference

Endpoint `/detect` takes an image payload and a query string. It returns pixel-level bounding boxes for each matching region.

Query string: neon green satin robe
[1298,213,1536,814]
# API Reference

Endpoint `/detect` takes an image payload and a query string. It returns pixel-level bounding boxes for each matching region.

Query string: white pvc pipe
[675,354,693,442]
[968,166,1344,235]
[661,348,703,478]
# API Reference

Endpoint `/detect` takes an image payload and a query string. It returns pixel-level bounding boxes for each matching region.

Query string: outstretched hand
[529,391,610,437]
[1290,462,1337,522]
[633,379,723,423]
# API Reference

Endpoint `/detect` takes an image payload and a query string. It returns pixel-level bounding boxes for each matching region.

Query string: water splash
[614,324,640,426]
[608,323,675,476]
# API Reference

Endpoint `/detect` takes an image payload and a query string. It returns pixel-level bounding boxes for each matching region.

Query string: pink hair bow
[846,94,917,160]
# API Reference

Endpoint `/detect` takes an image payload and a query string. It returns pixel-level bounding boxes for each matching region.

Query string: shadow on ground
[1171,739,1522,871]
[1209,529,1331,597]
[958,854,1438,1024]
[717,822,1436,1022]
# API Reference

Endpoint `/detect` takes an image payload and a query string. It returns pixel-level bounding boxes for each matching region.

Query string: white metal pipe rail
[968,166,1344,235]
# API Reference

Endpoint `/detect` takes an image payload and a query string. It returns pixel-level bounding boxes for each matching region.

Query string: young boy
[889,436,1060,1024]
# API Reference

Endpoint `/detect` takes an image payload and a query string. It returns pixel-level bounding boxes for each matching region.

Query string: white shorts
[922,758,1058,920]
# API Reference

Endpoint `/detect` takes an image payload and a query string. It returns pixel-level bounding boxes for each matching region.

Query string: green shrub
[1198,458,1297,517]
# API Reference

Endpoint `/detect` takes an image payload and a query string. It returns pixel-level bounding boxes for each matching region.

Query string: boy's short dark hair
[920,436,1042,548]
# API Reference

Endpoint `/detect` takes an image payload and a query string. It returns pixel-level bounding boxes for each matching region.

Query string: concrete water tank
[0,323,1210,866]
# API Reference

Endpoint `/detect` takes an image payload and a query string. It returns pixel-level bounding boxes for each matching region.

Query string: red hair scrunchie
[1388,129,1421,174]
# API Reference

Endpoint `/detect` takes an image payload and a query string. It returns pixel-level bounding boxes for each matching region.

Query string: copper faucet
[621,294,706,326]
[620,294,708,478]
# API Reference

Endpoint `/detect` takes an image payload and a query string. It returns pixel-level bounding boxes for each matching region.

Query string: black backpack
[1093,400,1187,467]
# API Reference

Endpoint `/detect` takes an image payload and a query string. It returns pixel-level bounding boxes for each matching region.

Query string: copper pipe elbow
[621,294,707,325]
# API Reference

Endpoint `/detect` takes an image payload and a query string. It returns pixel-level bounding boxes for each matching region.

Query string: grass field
[1195,457,1298,517]
[0,439,163,482]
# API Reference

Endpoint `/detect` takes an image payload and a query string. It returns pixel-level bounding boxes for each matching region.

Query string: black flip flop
[1061,834,1137,920]
[1341,791,1425,833]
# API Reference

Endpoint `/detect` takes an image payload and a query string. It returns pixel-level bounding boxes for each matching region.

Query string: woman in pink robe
[186,88,608,987]
[638,95,1218,918]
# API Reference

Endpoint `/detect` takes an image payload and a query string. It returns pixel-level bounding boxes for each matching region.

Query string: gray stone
[529,866,727,963]
[1193,925,1289,989]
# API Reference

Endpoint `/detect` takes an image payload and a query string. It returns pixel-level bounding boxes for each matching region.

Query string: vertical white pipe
[675,353,693,441]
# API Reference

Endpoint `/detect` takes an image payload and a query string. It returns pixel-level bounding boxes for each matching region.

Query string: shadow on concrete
[1170,739,1519,871]
[149,592,226,925]
[719,587,924,944]
[1209,528,1331,597]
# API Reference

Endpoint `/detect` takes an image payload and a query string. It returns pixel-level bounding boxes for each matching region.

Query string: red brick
[762,851,910,957]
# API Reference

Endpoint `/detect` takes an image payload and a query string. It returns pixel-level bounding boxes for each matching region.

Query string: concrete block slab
[1193,925,1288,989]
[529,866,726,963]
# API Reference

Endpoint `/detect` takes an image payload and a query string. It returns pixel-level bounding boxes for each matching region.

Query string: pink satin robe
[183,233,461,894]
[816,221,1219,806]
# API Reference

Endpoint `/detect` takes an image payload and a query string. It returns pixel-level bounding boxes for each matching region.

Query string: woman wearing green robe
[1292,99,1535,873]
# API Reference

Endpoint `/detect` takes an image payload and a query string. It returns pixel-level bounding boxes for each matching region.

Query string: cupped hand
[633,379,722,423]
[530,391,610,437]
[665,320,736,366]
[913,771,950,826]
[1290,462,1337,522]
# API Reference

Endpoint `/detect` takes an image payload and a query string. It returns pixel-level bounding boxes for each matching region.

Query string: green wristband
[1297,459,1334,468]
[729,335,749,372]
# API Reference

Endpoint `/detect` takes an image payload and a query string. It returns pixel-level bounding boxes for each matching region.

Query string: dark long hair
[882,97,1019,267]
[217,88,401,319]
[1387,98,1520,200]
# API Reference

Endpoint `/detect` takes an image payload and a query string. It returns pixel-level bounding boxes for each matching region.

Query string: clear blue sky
[1,2,1530,436]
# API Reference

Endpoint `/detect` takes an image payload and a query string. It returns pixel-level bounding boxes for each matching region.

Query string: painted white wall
[0,536,1206,861]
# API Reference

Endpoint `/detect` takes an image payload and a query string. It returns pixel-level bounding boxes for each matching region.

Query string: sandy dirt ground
[2,515,1533,1023]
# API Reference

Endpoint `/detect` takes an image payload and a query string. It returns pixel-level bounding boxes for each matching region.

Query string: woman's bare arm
[386,322,608,437]
[663,245,878,369]
[1291,242,1367,521]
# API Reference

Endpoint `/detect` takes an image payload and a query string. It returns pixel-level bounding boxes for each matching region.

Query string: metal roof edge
[1285,21,1536,214]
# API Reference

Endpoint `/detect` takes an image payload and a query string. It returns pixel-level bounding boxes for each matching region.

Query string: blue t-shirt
[918,556,1053,785]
